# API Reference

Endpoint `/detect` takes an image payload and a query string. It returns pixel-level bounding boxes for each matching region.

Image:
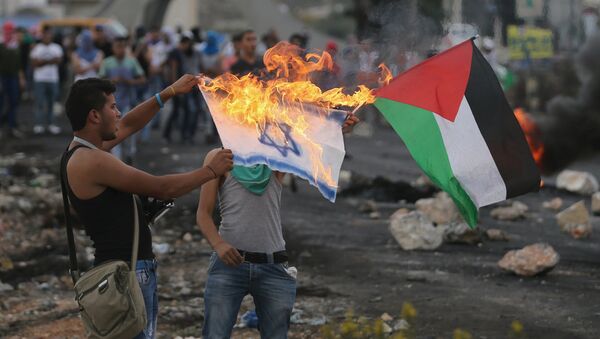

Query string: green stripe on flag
[374,97,479,227]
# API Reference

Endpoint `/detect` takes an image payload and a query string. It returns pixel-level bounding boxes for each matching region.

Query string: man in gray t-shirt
[196,114,359,338]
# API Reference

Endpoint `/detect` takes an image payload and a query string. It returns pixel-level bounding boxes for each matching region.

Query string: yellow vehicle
[38,18,128,38]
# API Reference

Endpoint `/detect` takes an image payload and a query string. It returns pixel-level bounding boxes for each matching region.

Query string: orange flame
[514,108,544,169]
[200,42,390,187]
[378,63,393,86]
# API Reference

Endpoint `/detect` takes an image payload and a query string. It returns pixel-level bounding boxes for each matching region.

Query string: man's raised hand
[171,74,201,95]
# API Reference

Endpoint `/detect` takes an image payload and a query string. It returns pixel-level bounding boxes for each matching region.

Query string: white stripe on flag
[434,96,507,207]
[200,89,346,202]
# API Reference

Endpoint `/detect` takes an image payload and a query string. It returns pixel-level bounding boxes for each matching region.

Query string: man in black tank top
[62,76,234,339]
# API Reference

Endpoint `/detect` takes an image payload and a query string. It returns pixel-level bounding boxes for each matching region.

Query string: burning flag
[199,42,375,202]
[201,90,347,201]
[374,39,540,227]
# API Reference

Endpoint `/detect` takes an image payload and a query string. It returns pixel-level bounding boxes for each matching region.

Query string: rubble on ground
[490,201,529,221]
[415,192,461,225]
[542,197,563,211]
[498,243,560,276]
[556,170,599,195]
[556,201,592,239]
[389,211,444,250]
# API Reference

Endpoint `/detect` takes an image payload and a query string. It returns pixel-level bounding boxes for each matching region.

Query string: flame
[378,63,393,86]
[200,42,390,187]
[514,108,544,169]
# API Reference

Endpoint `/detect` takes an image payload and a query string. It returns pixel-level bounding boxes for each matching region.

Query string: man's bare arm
[78,148,233,199]
[101,74,199,151]
[197,149,243,266]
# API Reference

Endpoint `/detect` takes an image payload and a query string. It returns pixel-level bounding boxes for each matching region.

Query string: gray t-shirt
[218,173,284,253]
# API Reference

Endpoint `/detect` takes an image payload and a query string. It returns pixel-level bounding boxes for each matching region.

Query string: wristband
[206,165,217,178]
[154,93,164,108]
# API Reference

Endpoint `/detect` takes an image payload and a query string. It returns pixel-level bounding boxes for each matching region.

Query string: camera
[139,196,174,225]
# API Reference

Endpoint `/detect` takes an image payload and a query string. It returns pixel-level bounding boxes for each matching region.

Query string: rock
[389,211,444,250]
[490,201,528,221]
[380,312,393,322]
[369,211,381,219]
[0,193,17,210]
[182,232,193,242]
[30,174,56,188]
[485,229,510,241]
[390,208,410,220]
[592,192,600,215]
[556,201,592,239]
[542,197,563,211]
[0,280,14,292]
[415,192,461,224]
[393,318,410,331]
[152,243,171,254]
[382,322,393,334]
[498,243,559,276]
[412,174,434,189]
[441,222,481,244]
[556,170,599,195]
[358,200,378,213]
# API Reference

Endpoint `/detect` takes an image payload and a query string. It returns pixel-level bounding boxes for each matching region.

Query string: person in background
[98,37,146,163]
[16,26,34,100]
[30,26,63,135]
[0,21,26,139]
[140,27,169,140]
[230,30,263,77]
[220,32,242,73]
[72,30,104,81]
[93,25,113,58]
[163,33,203,144]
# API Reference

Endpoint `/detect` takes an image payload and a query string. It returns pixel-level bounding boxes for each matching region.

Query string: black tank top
[63,145,154,265]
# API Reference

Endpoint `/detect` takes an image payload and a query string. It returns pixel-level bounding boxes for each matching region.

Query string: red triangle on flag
[375,40,473,122]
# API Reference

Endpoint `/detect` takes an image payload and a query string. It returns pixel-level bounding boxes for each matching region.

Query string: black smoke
[542,33,600,172]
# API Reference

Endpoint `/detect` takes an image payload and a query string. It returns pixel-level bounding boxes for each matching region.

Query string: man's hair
[65,78,116,131]
[240,29,255,40]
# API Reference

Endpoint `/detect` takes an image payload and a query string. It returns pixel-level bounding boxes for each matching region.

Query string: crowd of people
[0,21,392,156]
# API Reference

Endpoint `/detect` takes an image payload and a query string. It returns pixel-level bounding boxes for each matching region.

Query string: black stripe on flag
[464,41,540,198]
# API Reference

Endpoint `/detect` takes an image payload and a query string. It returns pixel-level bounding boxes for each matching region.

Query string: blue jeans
[134,259,158,339]
[202,252,297,339]
[0,75,20,128]
[33,81,59,126]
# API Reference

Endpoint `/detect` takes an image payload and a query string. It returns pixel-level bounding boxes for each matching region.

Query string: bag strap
[130,195,140,271]
[60,145,87,284]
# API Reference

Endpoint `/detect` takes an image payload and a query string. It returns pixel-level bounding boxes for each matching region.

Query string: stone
[382,322,393,334]
[556,170,599,195]
[369,211,381,219]
[440,222,481,244]
[592,192,600,215]
[498,243,559,276]
[415,192,461,225]
[490,201,528,221]
[380,312,393,322]
[182,232,193,242]
[393,318,410,331]
[542,197,563,211]
[485,229,510,241]
[0,280,13,292]
[556,201,592,239]
[390,208,410,220]
[412,174,434,189]
[389,211,444,250]
[359,200,378,213]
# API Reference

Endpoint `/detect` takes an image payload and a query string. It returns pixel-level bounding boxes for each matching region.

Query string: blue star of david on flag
[258,122,301,157]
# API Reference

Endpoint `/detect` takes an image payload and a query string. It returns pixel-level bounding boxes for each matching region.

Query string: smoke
[543,33,600,172]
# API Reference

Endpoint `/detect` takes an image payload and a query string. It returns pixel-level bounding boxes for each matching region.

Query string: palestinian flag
[374,39,540,227]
